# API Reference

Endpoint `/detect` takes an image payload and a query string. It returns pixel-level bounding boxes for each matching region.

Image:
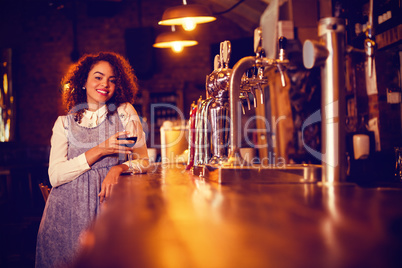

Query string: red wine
[117,136,137,148]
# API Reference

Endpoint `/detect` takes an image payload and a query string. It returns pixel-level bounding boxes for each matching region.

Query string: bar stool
[38,183,51,203]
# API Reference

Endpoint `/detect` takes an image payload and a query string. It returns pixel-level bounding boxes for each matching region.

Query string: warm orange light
[172,42,184,53]
[153,31,198,53]
[182,18,196,31]
[158,3,216,31]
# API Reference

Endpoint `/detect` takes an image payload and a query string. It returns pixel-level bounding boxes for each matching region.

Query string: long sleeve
[48,116,91,187]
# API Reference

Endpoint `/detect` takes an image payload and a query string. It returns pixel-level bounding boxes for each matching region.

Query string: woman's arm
[99,103,151,203]
[99,164,128,203]
[48,116,91,187]
[49,116,133,187]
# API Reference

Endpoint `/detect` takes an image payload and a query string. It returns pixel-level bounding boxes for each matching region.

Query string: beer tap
[364,0,376,77]
[226,31,289,166]
[204,40,232,166]
[277,36,288,87]
[192,33,289,170]
[239,89,251,111]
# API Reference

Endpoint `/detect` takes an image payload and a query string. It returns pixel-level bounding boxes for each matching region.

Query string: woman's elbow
[48,168,61,187]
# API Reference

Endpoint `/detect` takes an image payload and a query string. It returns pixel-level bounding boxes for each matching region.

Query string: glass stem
[128,153,133,170]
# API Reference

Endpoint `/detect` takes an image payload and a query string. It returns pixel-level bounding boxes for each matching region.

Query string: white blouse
[48,102,147,187]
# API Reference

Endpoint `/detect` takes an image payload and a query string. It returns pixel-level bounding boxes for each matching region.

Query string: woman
[35,52,149,268]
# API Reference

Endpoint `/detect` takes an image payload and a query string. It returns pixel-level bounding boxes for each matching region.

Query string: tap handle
[252,66,258,77]
[239,98,247,115]
[250,87,258,108]
[220,43,224,68]
[242,91,252,110]
[222,41,231,68]
[364,26,376,78]
[278,36,287,61]
[254,27,263,55]
[277,64,287,87]
[257,83,265,105]
[279,36,287,50]
[246,93,251,110]
[214,54,221,70]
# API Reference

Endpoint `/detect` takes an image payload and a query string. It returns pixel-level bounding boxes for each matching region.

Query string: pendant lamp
[158,0,216,31]
[153,26,198,53]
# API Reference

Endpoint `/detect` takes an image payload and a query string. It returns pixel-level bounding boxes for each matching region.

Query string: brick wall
[1,0,249,147]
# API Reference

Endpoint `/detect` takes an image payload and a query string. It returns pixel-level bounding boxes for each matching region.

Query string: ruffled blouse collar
[82,105,107,126]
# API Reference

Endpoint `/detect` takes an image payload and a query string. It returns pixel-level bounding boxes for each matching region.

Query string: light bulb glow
[172,42,184,53]
[182,18,196,31]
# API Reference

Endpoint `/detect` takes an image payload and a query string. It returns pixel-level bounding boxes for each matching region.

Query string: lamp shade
[158,4,216,31]
[153,31,198,52]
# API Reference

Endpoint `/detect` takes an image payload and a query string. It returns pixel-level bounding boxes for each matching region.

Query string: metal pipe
[227,56,283,166]
[209,99,229,165]
[303,18,347,183]
[194,100,206,166]
[203,98,214,164]
[365,0,376,77]
[303,17,348,184]
[227,56,257,166]
[319,17,347,184]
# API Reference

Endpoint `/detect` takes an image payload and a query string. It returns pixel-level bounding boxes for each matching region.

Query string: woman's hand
[99,164,128,203]
[85,131,133,167]
[130,158,151,174]
[98,131,134,155]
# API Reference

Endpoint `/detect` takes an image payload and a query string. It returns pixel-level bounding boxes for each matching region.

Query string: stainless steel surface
[194,99,212,166]
[202,99,213,164]
[204,164,322,184]
[193,40,233,170]
[303,17,347,184]
[227,56,258,166]
[194,100,205,165]
[227,56,289,166]
[365,0,376,78]
[319,17,347,184]
[209,100,229,165]
[193,31,290,179]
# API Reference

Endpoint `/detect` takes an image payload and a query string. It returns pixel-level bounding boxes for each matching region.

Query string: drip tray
[200,164,322,184]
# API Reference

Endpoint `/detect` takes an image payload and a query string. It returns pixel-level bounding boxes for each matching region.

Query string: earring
[82,86,86,90]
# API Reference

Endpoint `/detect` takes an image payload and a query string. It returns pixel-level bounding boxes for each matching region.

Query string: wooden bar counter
[73,163,402,268]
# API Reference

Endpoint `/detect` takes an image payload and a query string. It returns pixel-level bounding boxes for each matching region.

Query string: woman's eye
[95,76,102,80]
[110,80,116,84]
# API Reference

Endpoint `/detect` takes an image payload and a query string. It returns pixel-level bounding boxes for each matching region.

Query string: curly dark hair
[61,52,138,123]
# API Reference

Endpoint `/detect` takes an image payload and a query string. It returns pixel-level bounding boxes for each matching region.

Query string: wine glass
[117,121,138,174]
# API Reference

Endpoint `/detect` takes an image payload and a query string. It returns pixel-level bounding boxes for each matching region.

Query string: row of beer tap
[184,0,377,184]
[186,28,289,171]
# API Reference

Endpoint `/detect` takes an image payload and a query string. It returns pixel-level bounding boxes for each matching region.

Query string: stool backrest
[39,183,51,202]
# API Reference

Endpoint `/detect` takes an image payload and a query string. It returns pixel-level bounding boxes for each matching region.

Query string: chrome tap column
[227,31,288,166]
[206,41,232,165]
[227,56,257,165]
[303,17,347,184]
[364,0,376,78]
[192,41,233,172]
[192,34,289,174]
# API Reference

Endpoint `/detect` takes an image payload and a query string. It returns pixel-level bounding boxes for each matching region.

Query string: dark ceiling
[195,0,270,32]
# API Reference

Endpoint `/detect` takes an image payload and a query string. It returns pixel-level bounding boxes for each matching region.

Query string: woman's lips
[96,89,109,96]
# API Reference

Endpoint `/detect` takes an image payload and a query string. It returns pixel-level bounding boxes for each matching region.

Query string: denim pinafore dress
[35,111,124,268]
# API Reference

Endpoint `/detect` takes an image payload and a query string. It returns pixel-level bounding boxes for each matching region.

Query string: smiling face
[84,61,116,111]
